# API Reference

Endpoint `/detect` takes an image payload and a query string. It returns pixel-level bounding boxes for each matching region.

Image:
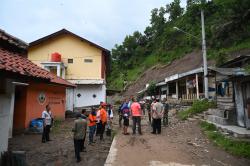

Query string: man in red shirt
[130,98,142,135]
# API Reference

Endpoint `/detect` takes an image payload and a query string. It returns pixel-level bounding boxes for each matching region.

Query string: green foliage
[166,0,184,21]
[244,64,250,74]
[51,119,63,134]
[146,82,157,96]
[178,99,216,120]
[108,0,250,90]
[200,121,250,158]
[137,91,145,100]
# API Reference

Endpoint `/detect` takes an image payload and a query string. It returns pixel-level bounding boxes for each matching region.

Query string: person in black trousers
[72,113,87,163]
[42,104,53,143]
[151,98,164,134]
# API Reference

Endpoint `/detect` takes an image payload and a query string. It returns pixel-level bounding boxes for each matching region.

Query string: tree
[166,0,184,21]
[146,82,157,96]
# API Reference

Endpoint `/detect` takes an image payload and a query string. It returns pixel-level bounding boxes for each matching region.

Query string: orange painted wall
[24,82,66,128]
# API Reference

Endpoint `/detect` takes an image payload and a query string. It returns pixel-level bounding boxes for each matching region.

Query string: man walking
[72,113,87,163]
[152,98,164,134]
[130,98,142,135]
[42,104,53,143]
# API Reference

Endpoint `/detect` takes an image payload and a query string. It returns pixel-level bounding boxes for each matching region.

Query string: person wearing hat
[72,113,87,163]
[99,102,108,140]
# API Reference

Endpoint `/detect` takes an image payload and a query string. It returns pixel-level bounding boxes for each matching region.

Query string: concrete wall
[24,82,66,128]
[28,34,103,80]
[73,84,106,108]
[66,88,74,111]
[0,79,14,153]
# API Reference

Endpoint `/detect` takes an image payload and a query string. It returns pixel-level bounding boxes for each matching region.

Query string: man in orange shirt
[130,98,142,135]
[99,103,107,140]
[88,108,97,145]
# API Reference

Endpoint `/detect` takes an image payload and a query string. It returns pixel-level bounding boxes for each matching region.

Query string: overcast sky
[0,0,186,50]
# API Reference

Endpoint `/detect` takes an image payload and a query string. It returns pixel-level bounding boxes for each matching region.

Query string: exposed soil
[123,50,215,98]
[112,114,250,166]
[8,118,112,166]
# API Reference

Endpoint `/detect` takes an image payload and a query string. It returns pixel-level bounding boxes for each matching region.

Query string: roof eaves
[28,28,110,53]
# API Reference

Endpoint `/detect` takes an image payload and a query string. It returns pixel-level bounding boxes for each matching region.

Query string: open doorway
[13,86,27,135]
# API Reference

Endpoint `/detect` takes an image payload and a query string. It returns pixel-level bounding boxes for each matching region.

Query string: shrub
[200,121,250,158]
[178,99,216,120]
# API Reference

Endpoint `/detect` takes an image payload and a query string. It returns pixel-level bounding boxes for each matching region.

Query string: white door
[66,88,74,111]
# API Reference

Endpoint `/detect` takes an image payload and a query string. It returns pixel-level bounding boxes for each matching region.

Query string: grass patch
[51,119,63,134]
[111,129,118,140]
[200,121,250,158]
[178,99,216,120]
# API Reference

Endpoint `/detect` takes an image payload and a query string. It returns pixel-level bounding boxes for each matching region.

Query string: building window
[84,59,93,63]
[68,59,73,63]
[77,93,81,98]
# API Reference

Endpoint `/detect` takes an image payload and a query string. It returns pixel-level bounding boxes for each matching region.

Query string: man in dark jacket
[72,113,87,163]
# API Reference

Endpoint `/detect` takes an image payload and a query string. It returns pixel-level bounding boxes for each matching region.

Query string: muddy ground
[112,114,250,166]
[8,118,113,166]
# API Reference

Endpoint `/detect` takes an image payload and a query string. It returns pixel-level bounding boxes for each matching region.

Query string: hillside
[123,50,213,97]
[108,0,250,91]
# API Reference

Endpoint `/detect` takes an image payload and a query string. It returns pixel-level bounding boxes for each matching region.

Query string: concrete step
[206,108,226,118]
[205,115,229,125]
[217,104,235,110]
[217,96,234,103]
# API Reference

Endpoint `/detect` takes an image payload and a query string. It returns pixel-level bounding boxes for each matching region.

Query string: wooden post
[176,81,179,99]
[196,74,199,99]
[186,77,189,100]
[167,84,169,99]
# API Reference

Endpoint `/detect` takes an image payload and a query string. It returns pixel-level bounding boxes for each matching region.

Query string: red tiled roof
[0,47,50,79]
[0,47,75,87]
[50,74,76,87]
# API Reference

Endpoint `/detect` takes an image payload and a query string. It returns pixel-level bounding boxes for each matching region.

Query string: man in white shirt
[151,98,164,134]
[42,104,52,143]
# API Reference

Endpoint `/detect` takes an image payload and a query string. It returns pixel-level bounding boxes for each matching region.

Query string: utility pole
[201,9,209,99]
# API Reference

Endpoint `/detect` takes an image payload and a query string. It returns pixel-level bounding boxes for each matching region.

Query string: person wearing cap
[72,113,87,163]
[88,108,97,145]
[151,98,164,134]
[130,97,142,135]
[99,102,108,140]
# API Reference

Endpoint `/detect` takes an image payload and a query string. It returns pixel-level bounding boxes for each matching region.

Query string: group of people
[72,102,114,162]
[41,102,113,163]
[118,96,169,135]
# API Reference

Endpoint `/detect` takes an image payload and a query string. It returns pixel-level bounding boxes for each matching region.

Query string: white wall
[73,84,106,108]
[66,88,74,111]
[0,79,14,153]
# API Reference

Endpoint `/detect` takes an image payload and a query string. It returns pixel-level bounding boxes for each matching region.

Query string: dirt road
[8,118,112,166]
[111,115,250,166]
